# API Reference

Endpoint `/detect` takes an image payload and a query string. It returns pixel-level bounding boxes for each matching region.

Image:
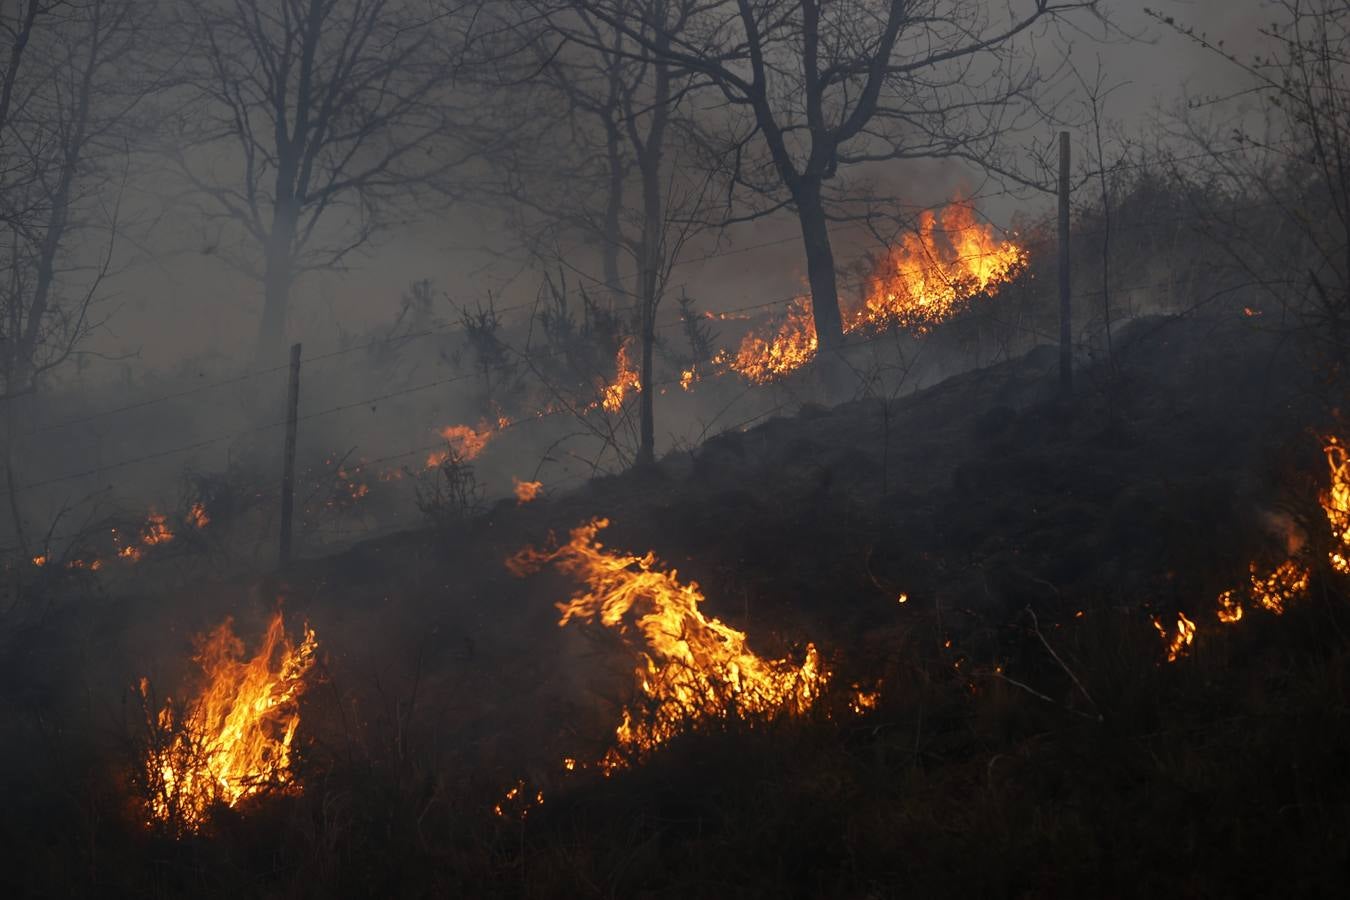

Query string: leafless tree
[1149,2,1350,390]
[0,0,158,557]
[565,0,1104,354]
[160,0,493,363]
[497,0,722,466]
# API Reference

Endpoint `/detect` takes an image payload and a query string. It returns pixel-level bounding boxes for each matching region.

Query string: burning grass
[723,200,1027,382]
[138,610,318,834]
[507,518,829,772]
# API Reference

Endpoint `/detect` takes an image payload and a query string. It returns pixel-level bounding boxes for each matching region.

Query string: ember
[140,611,318,833]
[508,519,829,772]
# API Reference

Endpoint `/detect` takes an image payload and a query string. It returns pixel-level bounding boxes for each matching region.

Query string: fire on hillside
[720,201,1028,384]
[138,611,319,833]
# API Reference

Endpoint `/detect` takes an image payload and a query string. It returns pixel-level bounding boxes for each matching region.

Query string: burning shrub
[136,611,318,834]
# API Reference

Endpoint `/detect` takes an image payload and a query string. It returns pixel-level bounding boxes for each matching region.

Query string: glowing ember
[680,367,697,391]
[601,341,641,413]
[1153,612,1196,663]
[1324,437,1350,573]
[507,519,829,772]
[493,779,545,819]
[31,554,46,567]
[140,611,318,833]
[188,502,210,529]
[513,478,543,505]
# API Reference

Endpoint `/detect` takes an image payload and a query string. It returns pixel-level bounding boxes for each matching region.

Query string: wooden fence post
[279,342,301,568]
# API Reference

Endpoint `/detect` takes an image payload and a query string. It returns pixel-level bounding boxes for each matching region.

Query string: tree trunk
[256,205,298,364]
[602,117,625,311]
[635,154,660,468]
[793,178,844,351]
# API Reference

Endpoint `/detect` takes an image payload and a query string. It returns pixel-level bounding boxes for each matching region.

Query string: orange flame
[508,519,828,772]
[116,511,176,562]
[188,502,210,529]
[721,297,818,385]
[140,611,318,833]
[1324,436,1350,574]
[426,420,505,467]
[850,203,1027,335]
[1216,589,1244,624]
[513,478,543,505]
[1211,436,1349,622]
[1153,612,1197,663]
[1251,559,1311,615]
[601,341,642,413]
[31,554,46,567]
[724,201,1025,381]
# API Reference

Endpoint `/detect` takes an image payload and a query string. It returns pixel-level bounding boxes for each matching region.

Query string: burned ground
[3,310,1348,898]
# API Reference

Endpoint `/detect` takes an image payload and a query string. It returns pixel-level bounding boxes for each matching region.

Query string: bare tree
[497,0,722,466]
[1149,2,1350,389]
[566,0,1103,353]
[160,0,490,363]
[0,0,156,556]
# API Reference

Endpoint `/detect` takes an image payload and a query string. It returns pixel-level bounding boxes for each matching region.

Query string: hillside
[4,309,1349,898]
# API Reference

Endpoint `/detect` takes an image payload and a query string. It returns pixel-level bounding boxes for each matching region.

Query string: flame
[493,779,545,819]
[116,511,176,562]
[679,367,697,391]
[724,201,1025,382]
[721,297,819,385]
[850,203,1027,335]
[188,502,210,529]
[1153,612,1197,663]
[333,467,371,507]
[1251,559,1311,614]
[601,341,642,413]
[848,685,880,715]
[1216,589,1244,623]
[426,420,502,467]
[31,554,46,567]
[508,519,829,772]
[141,512,174,546]
[140,611,318,833]
[1212,436,1347,621]
[513,478,543,505]
[1324,436,1350,573]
